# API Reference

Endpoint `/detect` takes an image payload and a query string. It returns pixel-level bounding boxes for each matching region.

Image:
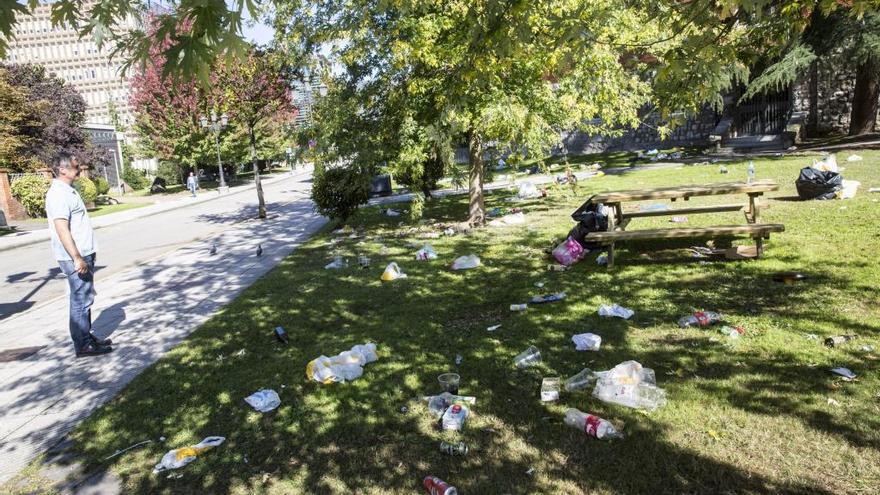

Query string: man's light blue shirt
[45,179,97,261]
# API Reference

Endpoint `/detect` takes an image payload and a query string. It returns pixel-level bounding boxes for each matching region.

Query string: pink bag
[552,237,585,266]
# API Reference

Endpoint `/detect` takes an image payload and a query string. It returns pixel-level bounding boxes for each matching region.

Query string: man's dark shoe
[76,342,113,358]
[89,333,112,346]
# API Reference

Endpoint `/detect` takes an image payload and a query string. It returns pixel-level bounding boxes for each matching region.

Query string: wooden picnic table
[572,180,784,266]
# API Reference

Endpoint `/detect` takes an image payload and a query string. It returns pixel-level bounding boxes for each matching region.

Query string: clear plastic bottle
[747,161,755,184]
[564,368,601,392]
[564,408,623,439]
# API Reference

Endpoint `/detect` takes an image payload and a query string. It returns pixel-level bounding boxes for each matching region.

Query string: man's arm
[53,219,88,275]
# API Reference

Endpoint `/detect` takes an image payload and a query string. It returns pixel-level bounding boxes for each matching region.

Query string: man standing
[186,171,198,197]
[45,155,113,357]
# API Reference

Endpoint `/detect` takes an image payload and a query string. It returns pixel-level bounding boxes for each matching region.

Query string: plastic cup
[513,346,541,368]
[438,373,460,394]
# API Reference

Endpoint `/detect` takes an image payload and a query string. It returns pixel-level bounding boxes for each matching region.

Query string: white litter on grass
[488,212,526,227]
[244,389,281,413]
[487,324,502,332]
[830,367,857,380]
[517,181,540,199]
[846,154,863,162]
[598,304,634,320]
[415,245,438,260]
[451,254,481,270]
[153,437,225,473]
[571,333,602,351]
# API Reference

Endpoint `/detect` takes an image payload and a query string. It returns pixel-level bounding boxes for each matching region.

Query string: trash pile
[796,153,860,200]
[550,202,611,267]
[591,361,667,411]
[305,343,379,384]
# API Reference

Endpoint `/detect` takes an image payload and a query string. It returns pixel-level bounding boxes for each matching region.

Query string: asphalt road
[0,172,314,321]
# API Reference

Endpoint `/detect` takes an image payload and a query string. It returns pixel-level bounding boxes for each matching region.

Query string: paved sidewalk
[0,170,303,253]
[0,187,326,484]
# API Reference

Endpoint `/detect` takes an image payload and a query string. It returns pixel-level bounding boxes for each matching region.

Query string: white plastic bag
[381,262,407,281]
[838,180,860,199]
[813,154,839,173]
[517,181,540,199]
[153,436,225,473]
[415,245,438,260]
[846,154,863,162]
[244,389,281,413]
[572,333,602,351]
[451,254,481,270]
[488,212,526,227]
[598,304,634,319]
[306,343,379,384]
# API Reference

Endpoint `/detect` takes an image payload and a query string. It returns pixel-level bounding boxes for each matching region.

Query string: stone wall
[0,170,28,221]
[793,56,880,136]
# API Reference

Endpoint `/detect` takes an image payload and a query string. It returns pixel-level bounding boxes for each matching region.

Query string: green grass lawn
[13,150,880,494]
[88,202,150,217]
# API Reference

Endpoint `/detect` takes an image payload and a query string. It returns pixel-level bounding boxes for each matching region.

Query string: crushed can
[274,326,289,344]
[439,441,468,456]
[424,475,458,495]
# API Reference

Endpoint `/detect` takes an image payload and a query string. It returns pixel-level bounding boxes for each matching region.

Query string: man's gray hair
[51,154,75,177]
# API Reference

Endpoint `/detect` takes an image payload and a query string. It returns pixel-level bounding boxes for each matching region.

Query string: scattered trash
[862,345,875,352]
[830,367,857,380]
[827,397,841,407]
[451,254,481,270]
[547,264,569,272]
[244,389,281,413]
[719,165,729,174]
[592,361,667,410]
[838,180,860,199]
[869,187,880,193]
[423,475,458,495]
[534,281,545,288]
[233,349,246,357]
[526,467,536,476]
[153,437,225,474]
[381,262,407,281]
[645,149,659,155]
[325,256,347,269]
[518,181,541,199]
[529,292,566,304]
[401,406,409,413]
[103,440,153,461]
[541,377,561,402]
[719,325,745,338]
[565,368,601,392]
[804,333,819,340]
[678,311,722,328]
[812,154,839,173]
[455,354,463,365]
[439,373,461,394]
[825,335,857,347]
[552,237,586,266]
[357,254,371,267]
[487,324,502,332]
[847,154,863,162]
[510,303,528,312]
[444,227,456,236]
[596,253,608,265]
[670,216,688,223]
[439,441,468,456]
[725,245,757,260]
[441,403,469,431]
[274,326,289,344]
[415,245,438,261]
[305,343,379,384]
[598,304,634,320]
[382,208,401,217]
[772,272,807,283]
[379,244,391,255]
[513,346,542,368]
[564,408,623,439]
[572,333,602,351]
[489,212,526,227]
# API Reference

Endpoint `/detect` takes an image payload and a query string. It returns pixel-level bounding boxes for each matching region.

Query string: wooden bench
[585,224,785,266]
[572,181,784,267]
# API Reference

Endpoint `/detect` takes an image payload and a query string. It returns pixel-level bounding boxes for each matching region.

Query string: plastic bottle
[678,311,722,328]
[510,303,528,312]
[747,161,755,184]
[423,476,458,495]
[563,408,623,439]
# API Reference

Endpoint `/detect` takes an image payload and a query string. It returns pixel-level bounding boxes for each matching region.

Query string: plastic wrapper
[451,254,481,270]
[598,304,634,319]
[592,361,666,410]
[244,389,281,412]
[381,262,407,281]
[153,436,225,473]
[306,343,379,384]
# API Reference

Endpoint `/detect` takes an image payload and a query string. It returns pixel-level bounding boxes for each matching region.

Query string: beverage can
[424,475,457,495]
[510,303,528,311]
[439,441,468,456]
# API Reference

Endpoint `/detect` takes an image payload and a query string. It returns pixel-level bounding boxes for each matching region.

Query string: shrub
[75,176,98,205]
[10,174,51,217]
[311,164,370,222]
[94,176,111,195]
[156,161,182,185]
[121,164,149,190]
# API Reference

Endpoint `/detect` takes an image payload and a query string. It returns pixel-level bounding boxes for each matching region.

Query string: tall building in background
[291,75,327,128]
[2,2,140,128]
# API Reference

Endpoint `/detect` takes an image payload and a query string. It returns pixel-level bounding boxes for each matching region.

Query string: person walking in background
[186,171,198,197]
[45,155,113,357]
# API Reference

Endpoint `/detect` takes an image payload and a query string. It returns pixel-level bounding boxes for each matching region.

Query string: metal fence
[7,172,44,185]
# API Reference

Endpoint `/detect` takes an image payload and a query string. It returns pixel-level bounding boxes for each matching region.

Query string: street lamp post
[200,111,229,192]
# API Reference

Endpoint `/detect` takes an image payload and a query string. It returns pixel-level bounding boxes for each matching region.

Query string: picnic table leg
[607,242,615,268]
[755,236,764,257]
[747,193,761,224]
[614,204,625,230]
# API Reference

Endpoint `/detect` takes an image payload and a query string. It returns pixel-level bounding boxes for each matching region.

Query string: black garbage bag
[568,203,609,249]
[150,177,167,194]
[796,167,842,200]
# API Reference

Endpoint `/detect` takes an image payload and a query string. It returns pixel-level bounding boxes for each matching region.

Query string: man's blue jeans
[58,253,96,352]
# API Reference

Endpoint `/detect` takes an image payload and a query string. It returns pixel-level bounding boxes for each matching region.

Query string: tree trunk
[806,60,818,137]
[250,126,267,219]
[467,128,485,226]
[849,56,880,136]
